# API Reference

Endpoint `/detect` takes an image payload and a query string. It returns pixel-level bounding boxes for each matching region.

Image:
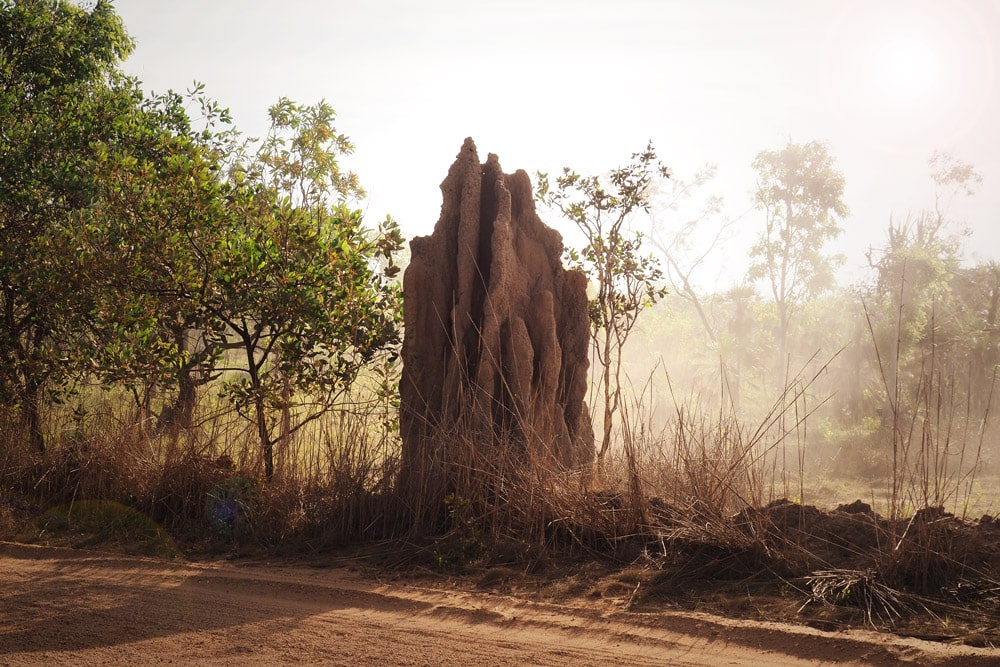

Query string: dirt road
[1,542,995,666]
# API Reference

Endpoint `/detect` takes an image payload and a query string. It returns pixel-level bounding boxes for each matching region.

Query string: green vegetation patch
[16,500,181,559]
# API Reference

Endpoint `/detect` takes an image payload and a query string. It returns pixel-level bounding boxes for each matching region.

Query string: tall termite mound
[399,138,593,514]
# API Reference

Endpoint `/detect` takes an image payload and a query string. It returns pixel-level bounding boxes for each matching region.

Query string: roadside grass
[0,329,997,644]
[16,499,181,559]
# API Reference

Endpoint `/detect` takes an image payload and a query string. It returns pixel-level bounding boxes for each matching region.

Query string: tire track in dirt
[1,542,996,666]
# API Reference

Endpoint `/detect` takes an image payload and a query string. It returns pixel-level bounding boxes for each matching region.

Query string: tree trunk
[277,373,291,473]
[598,330,614,462]
[24,378,44,453]
[157,327,201,432]
[243,337,275,482]
[257,387,274,482]
[159,369,196,433]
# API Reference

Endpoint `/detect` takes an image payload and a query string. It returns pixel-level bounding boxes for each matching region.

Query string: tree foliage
[749,140,848,366]
[82,94,403,480]
[0,0,135,450]
[214,99,402,479]
[865,153,987,412]
[75,85,238,429]
[535,143,669,462]
[0,2,403,477]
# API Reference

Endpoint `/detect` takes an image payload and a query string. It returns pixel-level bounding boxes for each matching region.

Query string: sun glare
[829,0,994,142]
[873,36,943,105]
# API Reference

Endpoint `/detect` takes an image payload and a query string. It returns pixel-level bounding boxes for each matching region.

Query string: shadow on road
[0,542,430,655]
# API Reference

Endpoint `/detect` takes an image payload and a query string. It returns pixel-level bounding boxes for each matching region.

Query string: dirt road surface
[1,542,996,666]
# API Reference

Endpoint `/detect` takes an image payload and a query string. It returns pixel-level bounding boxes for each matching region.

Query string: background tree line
[632,141,998,481]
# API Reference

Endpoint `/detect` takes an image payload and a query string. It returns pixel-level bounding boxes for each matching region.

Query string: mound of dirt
[628,498,1000,644]
[399,138,593,474]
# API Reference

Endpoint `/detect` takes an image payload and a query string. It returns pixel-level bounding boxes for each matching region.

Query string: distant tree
[535,144,669,464]
[748,140,848,368]
[0,0,134,450]
[645,164,762,409]
[952,261,1000,414]
[870,213,960,347]
[861,153,990,512]
[648,164,729,346]
[865,152,983,409]
[929,149,983,208]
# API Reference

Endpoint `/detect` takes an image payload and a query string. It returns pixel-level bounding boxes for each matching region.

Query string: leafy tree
[202,99,402,481]
[648,164,729,346]
[860,153,991,512]
[865,153,983,411]
[83,95,403,480]
[0,0,134,450]
[952,261,1000,414]
[535,144,669,463]
[748,140,848,368]
[870,213,960,351]
[0,2,402,485]
[77,85,238,432]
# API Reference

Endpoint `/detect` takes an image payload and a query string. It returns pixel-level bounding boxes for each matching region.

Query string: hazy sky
[112,0,1000,288]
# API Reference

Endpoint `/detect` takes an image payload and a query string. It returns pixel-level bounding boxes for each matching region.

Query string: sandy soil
[1,542,997,666]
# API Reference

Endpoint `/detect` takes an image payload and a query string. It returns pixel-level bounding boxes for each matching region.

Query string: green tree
[0,3,404,478]
[0,0,134,450]
[535,143,669,464]
[207,99,402,480]
[865,153,983,411]
[861,153,989,513]
[951,261,1000,415]
[748,140,848,368]
[83,95,402,480]
[77,85,238,432]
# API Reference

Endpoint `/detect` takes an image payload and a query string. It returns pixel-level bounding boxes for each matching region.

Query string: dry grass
[0,331,997,644]
[0,388,399,552]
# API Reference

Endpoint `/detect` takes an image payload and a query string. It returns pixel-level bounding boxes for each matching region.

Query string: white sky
[112,0,1000,289]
